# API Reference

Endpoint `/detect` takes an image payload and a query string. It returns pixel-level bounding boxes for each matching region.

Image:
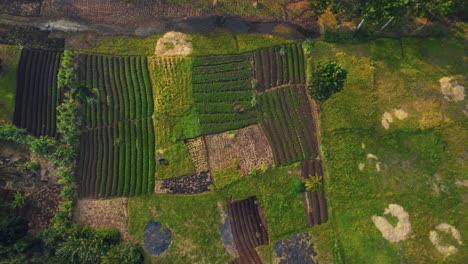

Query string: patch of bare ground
[440,77,466,102]
[73,198,132,241]
[430,223,463,256]
[372,204,411,243]
[155,32,192,57]
[205,124,274,175]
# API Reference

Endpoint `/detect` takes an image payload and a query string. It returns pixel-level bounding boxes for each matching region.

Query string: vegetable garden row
[192,54,257,135]
[13,48,62,137]
[301,160,328,226]
[77,54,154,128]
[228,196,268,264]
[77,117,155,198]
[253,43,305,92]
[257,85,319,166]
[76,54,155,197]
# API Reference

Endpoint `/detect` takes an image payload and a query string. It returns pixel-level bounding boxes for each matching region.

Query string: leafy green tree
[308,61,347,102]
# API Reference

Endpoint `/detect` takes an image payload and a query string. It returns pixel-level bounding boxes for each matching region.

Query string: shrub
[55,237,107,264]
[101,243,143,264]
[53,145,76,168]
[29,137,56,157]
[0,124,27,144]
[56,97,80,147]
[308,61,347,102]
[291,177,306,194]
[305,175,323,192]
[57,50,75,91]
[10,192,26,209]
[94,228,121,245]
[302,38,313,56]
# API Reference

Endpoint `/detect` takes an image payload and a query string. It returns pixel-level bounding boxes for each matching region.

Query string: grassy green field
[0,45,21,124]
[314,36,467,263]
[129,165,334,264]
[71,31,295,56]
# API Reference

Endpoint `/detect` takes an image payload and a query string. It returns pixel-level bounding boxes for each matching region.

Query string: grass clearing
[0,45,21,124]
[317,36,467,263]
[128,193,233,264]
[70,34,161,55]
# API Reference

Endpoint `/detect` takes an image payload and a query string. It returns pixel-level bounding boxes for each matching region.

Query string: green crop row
[193,79,249,93]
[195,91,253,103]
[78,117,155,198]
[192,53,251,67]
[78,54,154,129]
[257,86,316,166]
[193,61,251,75]
[192,69,252,84]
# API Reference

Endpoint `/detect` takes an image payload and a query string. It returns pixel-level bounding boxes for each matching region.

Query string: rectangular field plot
[76,54,155,197]
[258,85,319,166]
[253,43,305,92]
[192,53,257,135]
[77,54,154,128]
[77,117,155,198]
[13,48,62,137]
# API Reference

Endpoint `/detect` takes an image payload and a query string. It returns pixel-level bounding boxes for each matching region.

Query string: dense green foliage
[308,61,347,102]
[311,0,465,26]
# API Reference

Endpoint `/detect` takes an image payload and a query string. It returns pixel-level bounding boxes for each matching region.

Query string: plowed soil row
[301,160,328,226]
[258,85,319,166]
[228,196,268,264]
[77,117,155,198]
[13,48,61,138]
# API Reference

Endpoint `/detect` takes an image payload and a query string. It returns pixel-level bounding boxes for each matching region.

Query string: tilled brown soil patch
[205,124,274,175]
[73,197,132,241]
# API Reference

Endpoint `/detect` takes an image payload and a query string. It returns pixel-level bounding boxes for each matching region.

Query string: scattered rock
[274,234,318,264]
[429,223,463,256]
[372,204,411,242]
[155,32,192,57]
[144,221,172,256]
[440,77,465,102]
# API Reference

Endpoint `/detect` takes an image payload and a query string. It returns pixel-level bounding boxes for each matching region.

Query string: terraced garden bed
[192,53,257,135]
[257,85,319,165]
[13,48,62,137]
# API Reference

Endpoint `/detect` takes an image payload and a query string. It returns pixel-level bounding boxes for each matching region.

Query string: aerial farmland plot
[0,1,466,263]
